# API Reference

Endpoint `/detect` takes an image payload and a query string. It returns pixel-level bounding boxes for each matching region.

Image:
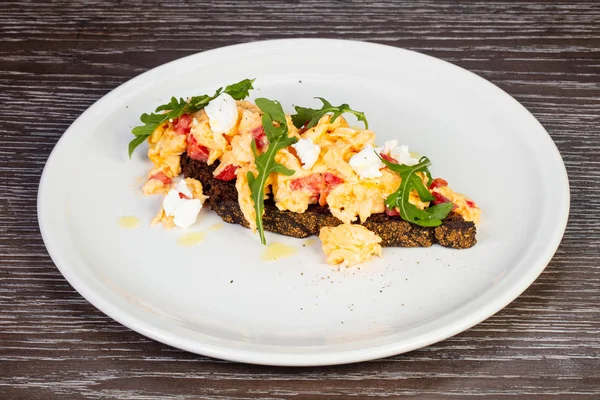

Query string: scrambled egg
[142,167,172,195]
[142,123,187,195]
[326,168,401,224]
[143,101,264,195]
[432,186,481,224]
[236,165,258,232]
[319,224,383,268]
[272,148,314,213]
[272,115,387,219]
[270,115,430,224]
[188,110,229,165]
[147,124,187,177]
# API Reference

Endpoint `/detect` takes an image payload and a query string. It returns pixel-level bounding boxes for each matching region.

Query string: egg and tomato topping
[141,95,480,266]
[428,178,481,224]
[141,93,265,195]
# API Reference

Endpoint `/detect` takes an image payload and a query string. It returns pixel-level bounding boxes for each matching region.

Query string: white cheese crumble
[382,140,420,166]
[205,93,238,134]
[292,138,321,170]
[163,180,203,229]
[349,144,384,179]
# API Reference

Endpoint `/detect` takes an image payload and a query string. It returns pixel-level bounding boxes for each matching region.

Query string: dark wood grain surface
[1,0,599,398]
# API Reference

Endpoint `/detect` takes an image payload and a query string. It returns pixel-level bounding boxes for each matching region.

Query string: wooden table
[2,1,599,398]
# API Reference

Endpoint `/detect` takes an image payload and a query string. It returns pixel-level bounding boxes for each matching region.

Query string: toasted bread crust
[181,153,477,249]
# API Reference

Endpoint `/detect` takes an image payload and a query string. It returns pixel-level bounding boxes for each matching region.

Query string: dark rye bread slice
[180,152,477,249]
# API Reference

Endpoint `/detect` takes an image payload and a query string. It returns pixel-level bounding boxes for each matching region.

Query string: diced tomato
[429,178,448,189]
[214,164,238,181]
[290,173,323,192]
[289,178,302,191]
[319,173,344,206]
[251,126,268,151]
[297,121,310,135]
[149,171,172,185]
[466,199,477,208]
[187,134,210,162]
[431,191,451,205]
[431,191,458,211]
[290,173,322,203]
[173,114,192,135]
[385,206,400,217]
[178,192,190,199]
[290,173,343,206]
[381,153,398,164]
[323,172,344,187]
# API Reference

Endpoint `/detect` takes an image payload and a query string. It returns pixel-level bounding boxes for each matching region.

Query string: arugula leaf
[128,135,148,158]
[291,97,368,130]
[380,155,453,227]
[410,173,435,202]
[247,98,298,245]
[131,113,165,137]
[224,79,255,100]
[128,78,255,158]
[154,96,187,113]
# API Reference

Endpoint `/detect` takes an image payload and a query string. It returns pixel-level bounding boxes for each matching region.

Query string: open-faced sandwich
[129,79,480,267]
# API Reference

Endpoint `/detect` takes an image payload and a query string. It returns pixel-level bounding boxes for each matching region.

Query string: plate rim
[38,38,570,366]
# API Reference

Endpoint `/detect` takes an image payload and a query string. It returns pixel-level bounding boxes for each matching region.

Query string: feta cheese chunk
[349,144,384,179]
[205,93,238,134]
[171,199,202,229]
[292,138,321,170]
[383,140,420,166]
[159,179,207,229]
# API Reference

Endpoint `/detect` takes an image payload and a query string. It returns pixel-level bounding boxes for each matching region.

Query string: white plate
[38,39,569,366]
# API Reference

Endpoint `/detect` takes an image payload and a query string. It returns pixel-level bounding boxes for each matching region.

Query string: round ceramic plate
[38,39,569,366]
